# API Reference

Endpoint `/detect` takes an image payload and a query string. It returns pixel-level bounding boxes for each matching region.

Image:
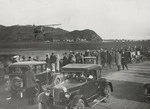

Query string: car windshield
[9,66,28,74]
[63,71,86,83]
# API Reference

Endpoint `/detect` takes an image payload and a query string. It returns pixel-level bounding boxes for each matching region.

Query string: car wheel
[74,99,85,109]
[103,86,111,103]
[144,88,150,103]
[35,83,41,97]
[145,96,150,103]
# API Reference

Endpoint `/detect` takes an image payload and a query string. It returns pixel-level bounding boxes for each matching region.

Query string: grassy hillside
[0,25,102,42]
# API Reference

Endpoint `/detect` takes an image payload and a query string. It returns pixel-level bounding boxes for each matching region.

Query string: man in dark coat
[50,53,56,71]
[107,51,112,69]
[45,53,50,69]
[63,52,68,66]
[121,50,129,70]
[101,50,107,68]
[25,66,37,105]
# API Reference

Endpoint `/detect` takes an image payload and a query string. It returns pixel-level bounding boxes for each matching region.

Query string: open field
[0,41,150,50]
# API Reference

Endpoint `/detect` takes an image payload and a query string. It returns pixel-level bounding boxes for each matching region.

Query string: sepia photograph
[0,0,150,109]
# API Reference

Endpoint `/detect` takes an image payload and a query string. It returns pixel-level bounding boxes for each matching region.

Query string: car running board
[89,96,106,107]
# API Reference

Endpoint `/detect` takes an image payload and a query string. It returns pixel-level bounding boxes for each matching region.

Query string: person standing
[50,53,56,72]
[63,52,69,66]
[12,56,19,63]
[22,56,26,61]
[115,50,121,71]
[45,53,50,70]
[101,49,107,68]
[121,50,129,70]
[68,51,76,63]
[96,50,101,65]
[56,54,60,72]
[107,51,112,69]
[24,66,36,105]
[28,56,32,61]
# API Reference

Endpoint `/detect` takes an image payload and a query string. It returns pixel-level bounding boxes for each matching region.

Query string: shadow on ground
[111,80,145,103]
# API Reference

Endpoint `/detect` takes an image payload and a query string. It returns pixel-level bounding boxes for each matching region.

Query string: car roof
[9,61,46,66]
[61,64,101,72]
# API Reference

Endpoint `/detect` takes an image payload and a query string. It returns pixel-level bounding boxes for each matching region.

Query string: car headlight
[65,92,71,98]
[45,90,51,96]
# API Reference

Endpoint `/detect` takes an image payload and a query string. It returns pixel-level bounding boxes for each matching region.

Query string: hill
[0,25,103,42]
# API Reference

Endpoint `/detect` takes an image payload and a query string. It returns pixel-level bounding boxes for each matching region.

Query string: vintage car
[40,64,113,109]
[144,83,150,103]
[5,61,63,98]
[83,57,96,64]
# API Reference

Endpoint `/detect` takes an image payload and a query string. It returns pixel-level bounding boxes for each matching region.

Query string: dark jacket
[50,55,56,64]
[24,69,36,88]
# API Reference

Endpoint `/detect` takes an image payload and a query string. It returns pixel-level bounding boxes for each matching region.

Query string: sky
[0,0,150,40]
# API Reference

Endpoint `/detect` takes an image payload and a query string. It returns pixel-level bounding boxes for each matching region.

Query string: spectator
[84,50,90,57]
[28,56,32,61]
[22,56,26,61]
[111,49,116,68]
[80,53,84,64]
[121,50,129,70]
[125,48,132,64]
[107,51,112,69]
[101,49,107,68]
[12,56,19,63]
[56,54,60,72]
[63,52,69,66]
[36,56,39,61]
[50,53,56,72]
[76,52,82,63]
[24,65,36,105]
[115,50,121,71]
[78,53,84,63]
[68,51,76,63]
[96,50,101,65]
[45,53,50,70]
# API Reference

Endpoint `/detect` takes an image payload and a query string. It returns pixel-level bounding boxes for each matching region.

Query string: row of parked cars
[4,56,150,109]
[4,57,113,109]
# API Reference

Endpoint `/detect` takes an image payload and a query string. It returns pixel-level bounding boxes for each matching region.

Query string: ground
[0,61,150,109]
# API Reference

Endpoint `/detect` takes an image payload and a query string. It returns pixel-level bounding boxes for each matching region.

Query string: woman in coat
[115,50,121,71]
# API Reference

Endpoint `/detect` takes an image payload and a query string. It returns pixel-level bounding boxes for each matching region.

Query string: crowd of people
[1,45,150,105]
[9,45,150,72]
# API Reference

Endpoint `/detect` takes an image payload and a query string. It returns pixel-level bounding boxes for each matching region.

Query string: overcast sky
[0,0,150,39]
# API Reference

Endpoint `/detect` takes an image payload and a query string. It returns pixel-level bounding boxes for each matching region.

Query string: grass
[0,41,150,50]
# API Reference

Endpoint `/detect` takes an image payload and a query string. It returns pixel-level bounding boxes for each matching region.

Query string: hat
[13,55,19,59]
[46,53,49,56]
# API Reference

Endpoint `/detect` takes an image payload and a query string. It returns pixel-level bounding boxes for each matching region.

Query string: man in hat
[50,53,56,72]
[12,55,19,63]
[24,65,37,105]
[45,53,50,70]
[28,56,32,61]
